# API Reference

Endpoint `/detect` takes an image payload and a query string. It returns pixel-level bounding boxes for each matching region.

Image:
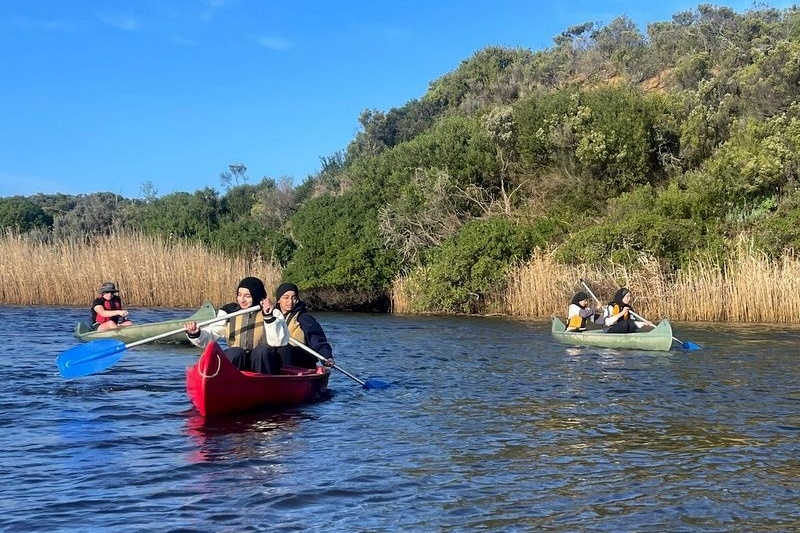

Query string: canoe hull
[73,302,217,345]
[551,317,674,352]
[186,341,331,416]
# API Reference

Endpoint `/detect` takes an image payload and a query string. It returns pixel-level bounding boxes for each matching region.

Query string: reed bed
[0,231,282,308]
[395,245,800,323]
[5,230,800,322]
[507,246,800,323]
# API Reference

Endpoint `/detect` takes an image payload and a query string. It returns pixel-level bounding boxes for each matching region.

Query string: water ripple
[1,309,799,531]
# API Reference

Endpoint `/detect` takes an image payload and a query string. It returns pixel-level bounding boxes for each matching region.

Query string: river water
[0,305,798,532]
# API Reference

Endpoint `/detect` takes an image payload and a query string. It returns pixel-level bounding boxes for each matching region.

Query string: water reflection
[184,409,317,463]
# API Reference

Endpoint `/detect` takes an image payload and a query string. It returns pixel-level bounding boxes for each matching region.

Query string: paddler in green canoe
[602,287,655,333]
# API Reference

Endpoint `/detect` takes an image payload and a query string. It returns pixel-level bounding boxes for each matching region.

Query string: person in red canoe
[273,282,335,369]
[184,276,289,374]
[90,282,133,331]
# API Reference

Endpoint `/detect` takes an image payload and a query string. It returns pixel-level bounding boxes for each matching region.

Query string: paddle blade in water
[682,341,702,350]
[57,339,127,378]
[363,379,390,390]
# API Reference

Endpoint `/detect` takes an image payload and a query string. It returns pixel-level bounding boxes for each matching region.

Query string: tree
[590,16,647,80]
[140,181,158,203]
[253,176,296,230]
[133,188,221,241]
[284,190,400,295]
[0,196,52,232]
[219,162,248,190]
[51,193,131,239]
[409,217,552,313]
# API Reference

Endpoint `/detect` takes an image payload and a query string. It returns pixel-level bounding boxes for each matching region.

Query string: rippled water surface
[1,306,799,532]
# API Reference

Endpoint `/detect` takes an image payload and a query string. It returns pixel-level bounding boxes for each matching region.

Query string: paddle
[288,338,390,389]
[579,279,701,350]
[57,305,262,378]
[628,309,701,350]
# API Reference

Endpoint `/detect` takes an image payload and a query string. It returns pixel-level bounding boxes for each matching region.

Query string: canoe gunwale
[186,341,332,416]
[73,301,217,344]
[551,316,674,352]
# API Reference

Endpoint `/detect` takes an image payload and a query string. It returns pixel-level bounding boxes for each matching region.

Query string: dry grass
[395,245,800,323]
[0,231,282,308]
[6,230,800,322]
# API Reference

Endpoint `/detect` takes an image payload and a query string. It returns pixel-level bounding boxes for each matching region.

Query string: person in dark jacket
[274,282,334,369]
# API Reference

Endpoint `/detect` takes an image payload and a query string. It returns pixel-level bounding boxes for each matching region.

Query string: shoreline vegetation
[0,232,281,310]
[5,6,800,323]
[4,231,799,323]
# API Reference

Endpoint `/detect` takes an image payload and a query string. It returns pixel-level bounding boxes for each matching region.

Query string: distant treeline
[3,4,800,315]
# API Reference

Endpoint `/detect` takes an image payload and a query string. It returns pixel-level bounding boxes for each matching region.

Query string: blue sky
[0,1,787,199]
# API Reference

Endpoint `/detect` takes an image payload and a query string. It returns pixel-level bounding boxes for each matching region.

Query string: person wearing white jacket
[184,277,289,374]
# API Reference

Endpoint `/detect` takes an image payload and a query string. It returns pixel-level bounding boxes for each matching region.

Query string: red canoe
[186,341,331,416]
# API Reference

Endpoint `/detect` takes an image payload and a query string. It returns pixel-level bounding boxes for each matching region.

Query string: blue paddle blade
[682,341,702,350]
[363,379,390,390]
[57,339,127,378]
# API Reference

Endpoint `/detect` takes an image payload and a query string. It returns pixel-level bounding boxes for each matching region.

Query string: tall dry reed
[5,230,799,322]
[0,231,282,308]
[395,245,800,323]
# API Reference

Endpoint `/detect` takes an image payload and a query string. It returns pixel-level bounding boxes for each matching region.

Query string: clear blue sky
[0,1,786,199]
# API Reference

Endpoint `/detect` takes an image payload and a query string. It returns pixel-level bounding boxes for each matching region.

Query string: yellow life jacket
[567,313,586,330]
[226,311,265,351]
[611,304,630,320]
[286,312,306,344]
[281,311,318,368]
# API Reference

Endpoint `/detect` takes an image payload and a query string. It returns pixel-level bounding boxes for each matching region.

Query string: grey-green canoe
[73,301,217,345]
[551,316,674,352]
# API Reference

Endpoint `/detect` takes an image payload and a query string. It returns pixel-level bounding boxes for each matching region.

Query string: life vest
[567,312,587,330]
[278,310,316,368]
[226,311,265,351]
[286,311,306,345]
[92,297,122,324]
[610,304,631,321]
[611,304,630,320]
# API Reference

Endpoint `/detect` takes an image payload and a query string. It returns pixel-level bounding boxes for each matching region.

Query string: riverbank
[392,240,800,322]
[3,231,798,322]
[0,232,281,308]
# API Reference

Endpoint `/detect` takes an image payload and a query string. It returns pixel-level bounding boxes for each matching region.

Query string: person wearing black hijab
[274,282,334,369]
[603,287,654,333]
[565,291,600,331]
[184,276,288,373]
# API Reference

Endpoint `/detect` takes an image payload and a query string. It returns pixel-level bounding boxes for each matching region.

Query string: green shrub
[412,217,554,313]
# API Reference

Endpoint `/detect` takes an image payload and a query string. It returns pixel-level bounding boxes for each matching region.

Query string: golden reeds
[4,229,800,322]
[0,231,282,308]
[395,244,800,323]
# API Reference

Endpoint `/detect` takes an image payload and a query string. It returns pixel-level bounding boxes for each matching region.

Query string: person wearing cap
[184,276,289,374]
[90,282,133,331]
[274,282,335,369]
[565,291,600,332]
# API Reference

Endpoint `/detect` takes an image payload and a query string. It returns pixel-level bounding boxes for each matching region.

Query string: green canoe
[73,301,217,345]
[551,316,674,352]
